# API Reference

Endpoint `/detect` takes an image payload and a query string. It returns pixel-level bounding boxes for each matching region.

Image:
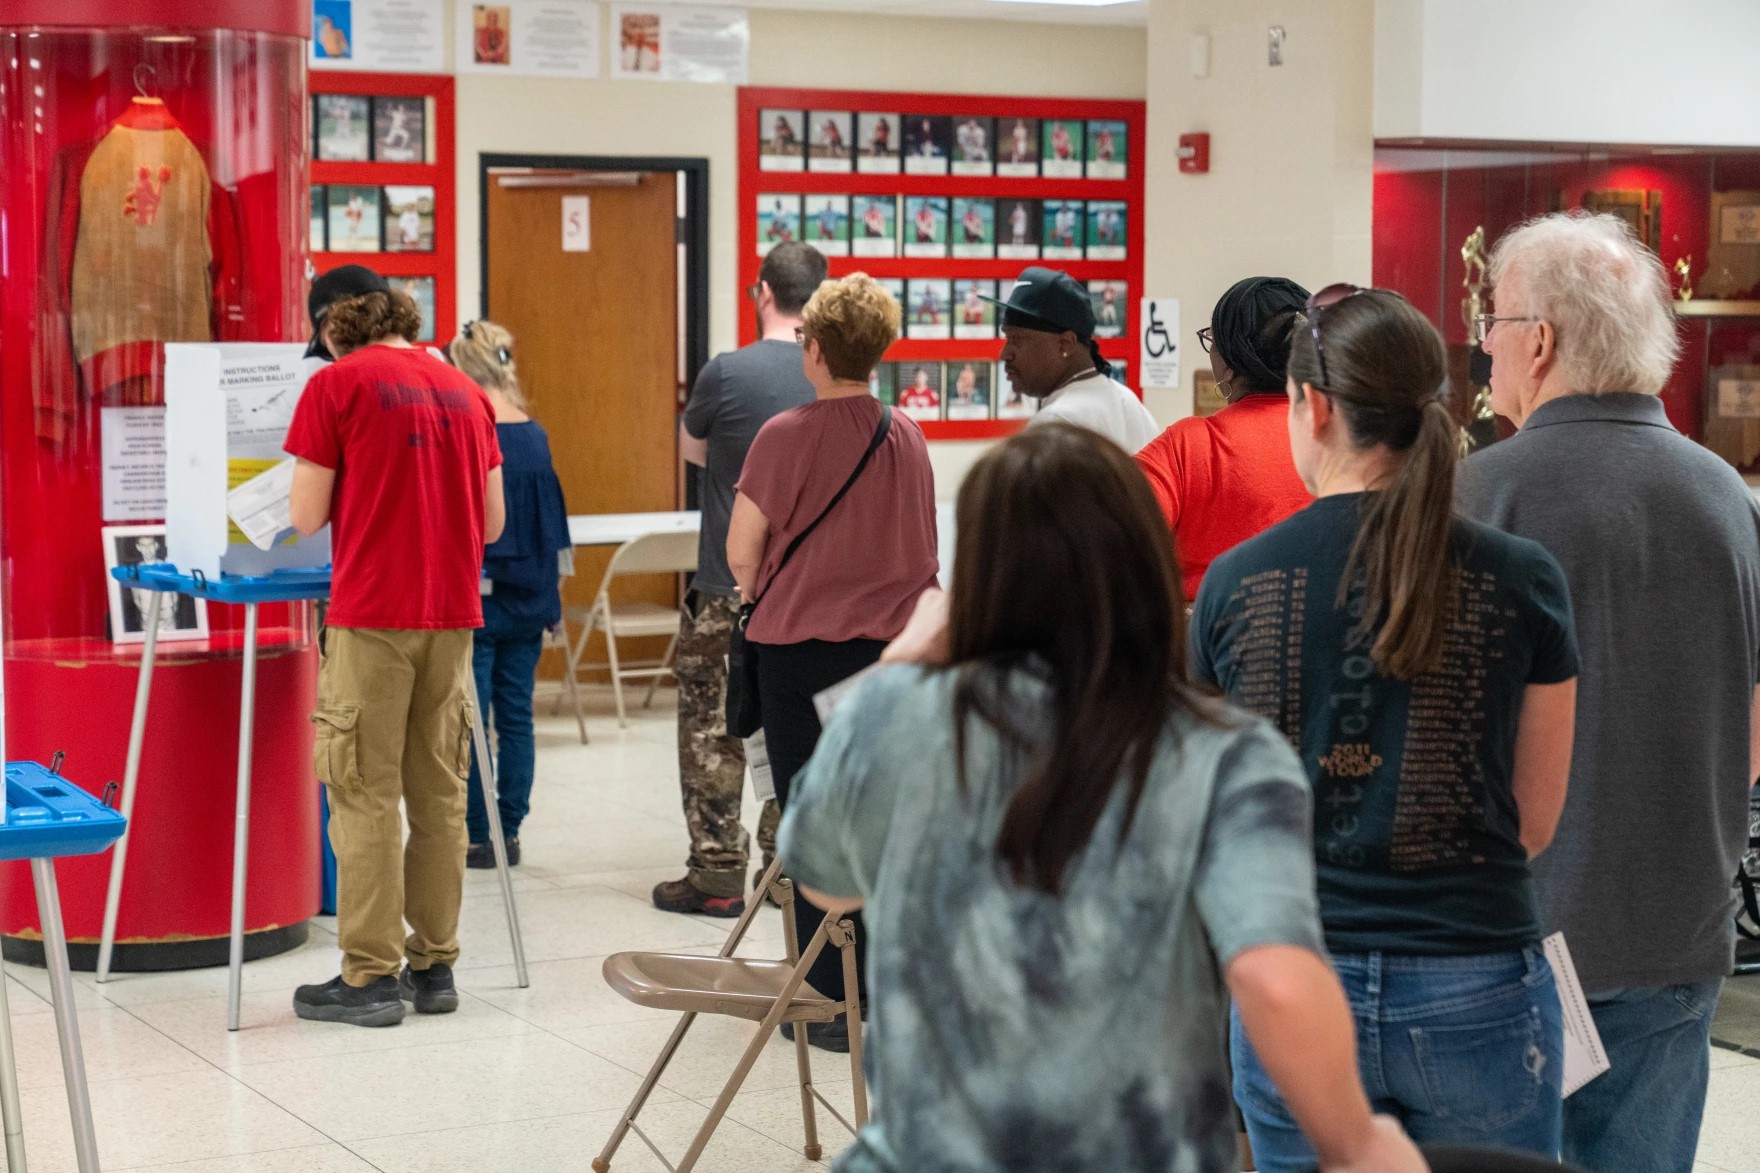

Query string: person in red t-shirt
[285,277,505,1028]
[1136,276,1313,602]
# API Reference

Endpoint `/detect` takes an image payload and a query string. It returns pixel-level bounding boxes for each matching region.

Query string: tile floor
[0,693,1754,1171]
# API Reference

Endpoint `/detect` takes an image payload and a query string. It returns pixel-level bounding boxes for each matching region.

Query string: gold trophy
[1459,226,1495,454]
[1675,254,1694,302]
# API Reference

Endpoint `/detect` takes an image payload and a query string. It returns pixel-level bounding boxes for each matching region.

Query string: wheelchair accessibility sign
[1140,298,1180,390]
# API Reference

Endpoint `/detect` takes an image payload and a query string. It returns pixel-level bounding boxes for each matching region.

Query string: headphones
[461,321,512,365]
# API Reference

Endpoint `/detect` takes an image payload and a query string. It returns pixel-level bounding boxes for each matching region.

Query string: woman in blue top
[448,321,570,868]
[1190,287,1581,1167]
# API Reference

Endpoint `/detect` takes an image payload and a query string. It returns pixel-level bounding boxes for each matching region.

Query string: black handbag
[725,405,893,738]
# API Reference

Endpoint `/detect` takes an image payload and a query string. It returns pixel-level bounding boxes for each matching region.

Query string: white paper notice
[611,5,748,83]
[227,459,298,552]
[221,349,310,457]
[1140,297,1181,390]
[1543,932,1611,1097]
[454,0,600,78]
[562,195,591,252]
[744,730,775,802]
[101,406,167,522]
[310,0,446,73]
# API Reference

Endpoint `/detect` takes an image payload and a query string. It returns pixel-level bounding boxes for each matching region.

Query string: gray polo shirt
[1457,393,1760,993]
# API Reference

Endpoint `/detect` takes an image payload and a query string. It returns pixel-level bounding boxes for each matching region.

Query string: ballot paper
[813,663,886,724]
[1544,932,1611,1096]
[226,458,296,551]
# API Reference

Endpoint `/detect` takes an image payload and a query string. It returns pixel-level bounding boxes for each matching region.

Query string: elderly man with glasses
[1457,211,1760,1173]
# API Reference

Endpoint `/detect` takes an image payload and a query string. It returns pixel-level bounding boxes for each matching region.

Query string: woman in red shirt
[1136,276,1313,602]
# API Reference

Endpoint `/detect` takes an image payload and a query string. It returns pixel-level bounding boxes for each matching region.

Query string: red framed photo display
[740,86,1145,440]
[310,72,457,347]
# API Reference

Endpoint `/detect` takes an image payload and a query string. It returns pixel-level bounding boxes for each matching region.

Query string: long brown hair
[1286,289,1456,680]
[948,423,1215,895]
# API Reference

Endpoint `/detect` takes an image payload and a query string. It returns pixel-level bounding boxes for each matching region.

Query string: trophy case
[1374,141,1760,469]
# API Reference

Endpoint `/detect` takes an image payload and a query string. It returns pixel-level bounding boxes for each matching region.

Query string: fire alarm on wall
[1178,133,1210,174]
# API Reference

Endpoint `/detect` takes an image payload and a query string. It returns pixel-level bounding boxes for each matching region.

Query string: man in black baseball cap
[306,264,391,360]
[986,266,1157,452]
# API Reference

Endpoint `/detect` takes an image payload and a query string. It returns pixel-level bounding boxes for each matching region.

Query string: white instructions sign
[611,5,749,84]
[1543,932,1611,1097]
[454,0,600,78]
[100,406,167,522]
[1140,297,1180,390]
[223,351,310,456]
[562,195,591,252]
[310,0,446,73]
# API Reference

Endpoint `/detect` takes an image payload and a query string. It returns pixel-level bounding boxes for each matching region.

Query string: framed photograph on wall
[897,360,943,421]
[945,360,993,420]
[103,526,208,646]
[757,193,802,254]
[384,185,437,253]
[952,197,995,259]
[856,112,901,174]
[310,186,327,252]
[997,198,1041,260]
[1041,118,1085,178]
[851,195,897,257]
[906,278,953,341]
[903,195,949,258]
[952,115,994,177]
[372,96,426,162]
[1043,198,1085,260]
[1089,280,1128,338]
[807,110,854,173]
[869,361,897,405]
[954,279,998,340]
[1086,119,1127,179]
[393,275,438,342]
[997,116,1040,177]
[315,93,371,162]
[997,364,1035,418]
[327,185,383,252]
[1087,200,1127,260]
[759,109,806,171]
[876,278,905,310]
[903,115,951,175]
[1581,189,1661,253]
[804,194,850,256]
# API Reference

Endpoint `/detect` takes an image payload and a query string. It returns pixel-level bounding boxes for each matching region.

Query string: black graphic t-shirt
[1191,493,1580,955]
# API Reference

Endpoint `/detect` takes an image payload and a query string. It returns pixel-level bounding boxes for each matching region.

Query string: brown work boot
[652,875,745,918]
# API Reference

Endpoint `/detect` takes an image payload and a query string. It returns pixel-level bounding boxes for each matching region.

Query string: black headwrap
[1211,276,1310,395]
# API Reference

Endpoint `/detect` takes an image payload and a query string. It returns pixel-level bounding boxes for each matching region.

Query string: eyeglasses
[1471,313,1539,344]
[793,327,807,345]
[1196,326,1214,354]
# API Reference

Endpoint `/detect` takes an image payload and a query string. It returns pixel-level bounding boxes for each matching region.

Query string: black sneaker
[652,876,745,918]
[466,837,520,869]
[398,963,460,1014]
[780,1009,858,1053]
[292,975,405,1027]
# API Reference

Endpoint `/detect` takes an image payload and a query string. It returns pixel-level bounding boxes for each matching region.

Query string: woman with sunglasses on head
[1136,277,1315,602]
[1190,285,1580,1167]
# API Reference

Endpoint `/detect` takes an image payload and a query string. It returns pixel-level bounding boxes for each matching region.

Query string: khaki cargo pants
[313,627,475,987]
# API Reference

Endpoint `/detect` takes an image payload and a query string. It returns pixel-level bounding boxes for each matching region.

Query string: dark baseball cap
[980,267,1096,339]
[305,264,390,358]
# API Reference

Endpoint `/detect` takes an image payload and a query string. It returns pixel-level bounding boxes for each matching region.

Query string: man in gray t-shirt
[1456,212,1760,1173]
[653,243,825,917]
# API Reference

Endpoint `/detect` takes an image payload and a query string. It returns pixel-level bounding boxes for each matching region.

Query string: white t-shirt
[1030,371,1158,454]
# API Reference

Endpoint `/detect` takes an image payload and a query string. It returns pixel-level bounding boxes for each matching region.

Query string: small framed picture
[1086,119,1127,179]
[1087,200,1127,260]
[907,279,953,341]
[327,185,383,253]
[876,278,905,309]
[759,109,806,171]
[807,110,853,173]
[870,361,897,406]
[372,96,426,163]
[903,115,951,175]
[952,116,994,177]
[384,185,436,253]
[856,113,901,174]
[310,186,327,252]
[945,360,993,420]
[951,198,995,260]
[954,279,998,340]
[851,195,898,257]
[997,198,1041,260]
[897,361,943,422]
[1089,280,1128,339]
[103,526,207,646]
[315,93,371,162]
[997,364,1035,418]
[1041,118,1085,178]
[903,196,949,259]
[473,4,513,64]
[757,194,802,255]
[997,116,1040,177]
[804,194,850,256]
[393,275,437,342]
[1043,198,1085,260]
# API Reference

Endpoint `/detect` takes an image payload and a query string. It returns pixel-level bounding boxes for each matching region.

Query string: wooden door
[487,171,679,676]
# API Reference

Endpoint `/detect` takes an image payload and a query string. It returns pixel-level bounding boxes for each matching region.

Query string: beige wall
[1143,0,1374,423]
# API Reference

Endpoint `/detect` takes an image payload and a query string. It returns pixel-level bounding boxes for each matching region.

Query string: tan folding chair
[559,529,696,729]
[593,858,868,1172]
[543,623,590,744]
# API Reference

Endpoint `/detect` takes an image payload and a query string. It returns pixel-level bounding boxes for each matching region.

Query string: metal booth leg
[227,603,260,1032]
[34,859,99,1172]
[96,591,165,985]
[465,674,529,988]
[0,939,28,1171]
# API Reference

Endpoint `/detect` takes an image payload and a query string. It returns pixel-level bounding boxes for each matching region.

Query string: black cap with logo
[305,264,391,359]
[980,266,1096,340]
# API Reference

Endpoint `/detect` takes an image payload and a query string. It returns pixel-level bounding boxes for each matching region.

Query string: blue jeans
[1232,945,1563,1171]
[467,594,547,844]
[1560,979,1721,1173]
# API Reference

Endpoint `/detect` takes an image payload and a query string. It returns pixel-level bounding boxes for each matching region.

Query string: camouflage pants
[676,592,778,897]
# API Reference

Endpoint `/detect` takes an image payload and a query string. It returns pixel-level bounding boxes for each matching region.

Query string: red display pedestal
[0,634,318,968]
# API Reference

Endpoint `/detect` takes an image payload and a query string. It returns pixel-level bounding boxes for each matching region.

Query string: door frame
[478,152,711,394]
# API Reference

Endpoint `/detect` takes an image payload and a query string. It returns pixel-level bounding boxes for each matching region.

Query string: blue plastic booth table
[0,760,128,1173]
[102,565,528,1033]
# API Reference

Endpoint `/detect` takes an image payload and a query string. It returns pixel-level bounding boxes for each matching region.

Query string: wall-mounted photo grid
[870,360,1034,422]
[755,192,1126,262]
[758,109,1129,178]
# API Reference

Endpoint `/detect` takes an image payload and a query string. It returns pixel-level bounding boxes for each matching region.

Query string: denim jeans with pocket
[467,593,547,844]
[1232,945,1563,1171]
